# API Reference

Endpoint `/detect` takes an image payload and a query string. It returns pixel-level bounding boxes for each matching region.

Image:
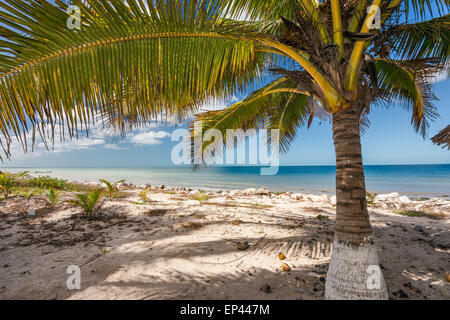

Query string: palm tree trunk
[325,106,388,300]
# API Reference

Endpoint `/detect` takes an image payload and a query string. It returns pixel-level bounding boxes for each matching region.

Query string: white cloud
[433,70,449,83]
[3,116,175,160]
[103,143,128,150]
[195,96,238,113]
[129,130,171,145]
[39,138,105,152]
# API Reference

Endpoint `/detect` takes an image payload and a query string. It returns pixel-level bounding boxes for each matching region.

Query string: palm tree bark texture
[325,105,388,299]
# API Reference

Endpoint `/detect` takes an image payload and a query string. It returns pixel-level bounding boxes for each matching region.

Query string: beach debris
[290,193,303,200]
[236,241,249,251]
[413,225,424,232]
[229,190,241,196]
[307,272,322,278]
[316,214,329,221]
[313,277,326,291]
[374,192,400,202]
[403,281,421,294]
[260,284,272,293]
[330,195,337,205]
[181,222,203,230]
[27,209,36,216]
[306,194,328,202]
[392,289,408,298]
[279,193,291,200]
[256,187,269,195]
[243,188,257,195]
[145,208,169,216]
[399,195,412,204]
[116,181,129,188]
[281,263,291,272]
[278,253,286,260]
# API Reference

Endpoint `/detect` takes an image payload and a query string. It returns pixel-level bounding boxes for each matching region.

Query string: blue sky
[1,1,449,168]
[5,78,449,168]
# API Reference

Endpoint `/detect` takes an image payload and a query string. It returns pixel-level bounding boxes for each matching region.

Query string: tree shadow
[1,195,448,300]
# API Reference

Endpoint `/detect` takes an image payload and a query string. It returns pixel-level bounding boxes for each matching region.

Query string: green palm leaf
[192,76,311,158]
[372,15,450,63]
[375,57,441,136]
[0,0,279,156]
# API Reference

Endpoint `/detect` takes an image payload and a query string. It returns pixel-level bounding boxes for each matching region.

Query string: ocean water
[4,164,450,199]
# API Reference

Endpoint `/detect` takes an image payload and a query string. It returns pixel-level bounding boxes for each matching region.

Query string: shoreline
[5,167,448,199]
[77,179,450,202]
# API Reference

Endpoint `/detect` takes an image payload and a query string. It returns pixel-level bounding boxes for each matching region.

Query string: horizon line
[1,163,449,169]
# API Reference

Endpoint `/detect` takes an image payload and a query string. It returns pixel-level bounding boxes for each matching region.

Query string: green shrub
[29,176,69,190]
[393,209,446,220]
[316,214,329,221]
[0,171,28,198]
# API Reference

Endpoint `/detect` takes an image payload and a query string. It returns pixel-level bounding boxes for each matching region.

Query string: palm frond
[371,14,450,63]
[192,76,312,161]
[403,0,449,21]
[0,0,280,157]
[375,57,441,136]
[220,0,303,23]
[431,125,450,148]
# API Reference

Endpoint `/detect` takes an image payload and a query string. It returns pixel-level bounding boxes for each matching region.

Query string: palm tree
[0,0,448,299]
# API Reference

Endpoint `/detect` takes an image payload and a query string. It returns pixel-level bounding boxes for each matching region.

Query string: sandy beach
[0,183,449,300]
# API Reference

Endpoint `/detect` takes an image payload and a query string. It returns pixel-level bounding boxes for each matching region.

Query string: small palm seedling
[17,188,37,200]
[137,187,152,204]
[69,190,103,219]
[0,171,28,198]
[45,189,59,207]
[366,191,377,204]
[192,191,210,205]
[99,179,125,198]
[316,214,329,221]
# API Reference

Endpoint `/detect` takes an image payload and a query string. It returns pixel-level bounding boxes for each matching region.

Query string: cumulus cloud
[37,137,105,152]
[433,70,449,83]
[103,143,128,150]
[195,96,240,113]
[129,130,171,145]
[3,118,172,161]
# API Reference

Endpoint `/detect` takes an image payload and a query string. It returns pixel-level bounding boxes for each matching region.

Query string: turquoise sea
[4,164,450,199]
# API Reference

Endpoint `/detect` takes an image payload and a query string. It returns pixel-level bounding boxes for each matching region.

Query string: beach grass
[393,209,447,220]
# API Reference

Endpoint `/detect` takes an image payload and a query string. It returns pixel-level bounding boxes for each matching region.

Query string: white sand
[0,188,448,300]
